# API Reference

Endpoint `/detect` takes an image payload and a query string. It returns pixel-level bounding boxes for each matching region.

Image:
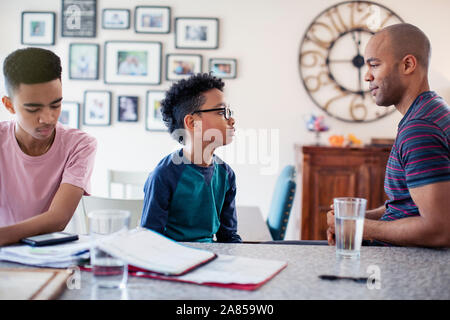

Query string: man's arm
[363,180,450,247]
[365,205,386,220]
[0,183,84,246]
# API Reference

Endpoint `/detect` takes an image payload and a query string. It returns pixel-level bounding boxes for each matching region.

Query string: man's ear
[2,96,15,114]
[402,54,418,75]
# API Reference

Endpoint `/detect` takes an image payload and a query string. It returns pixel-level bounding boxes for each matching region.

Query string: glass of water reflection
[88,210,130,289]
[333,197,367,259]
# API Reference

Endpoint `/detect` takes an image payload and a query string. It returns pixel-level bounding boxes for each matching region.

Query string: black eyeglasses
[191,104,234,120]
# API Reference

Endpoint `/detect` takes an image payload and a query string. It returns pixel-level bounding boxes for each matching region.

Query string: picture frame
[135,6,171,34]
[21,11,56,45]
[175,17,219,49]
[69,43,99,80]
[102,9,130,29]
[118,96,138,122]
[59,101,80,129]
[166,54,202,81]
[145,90,166,131]
[61,0,97,38]
[209,58,237,79]
[104,41,162,85]
[83,90,111,126]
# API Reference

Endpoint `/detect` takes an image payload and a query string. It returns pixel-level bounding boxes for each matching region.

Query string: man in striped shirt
[327,23,450,247]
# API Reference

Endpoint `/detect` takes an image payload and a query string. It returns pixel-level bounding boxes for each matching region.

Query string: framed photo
[146,90,166,131]
[166,54,202,81]
[102,9,130,29]
[21,12,55,45]
[59,102,80,129]
[69,43,99,80]
[135,6,170,34]
[118,96,138,122]
[83,90,111,126]
[175,17,219,49]
[209,58,237,79]
[61,0,97,37]
[104,41,162,85]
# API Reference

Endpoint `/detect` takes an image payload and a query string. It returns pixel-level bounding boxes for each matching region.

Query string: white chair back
[107,169,148,199]
[73,195,144,233]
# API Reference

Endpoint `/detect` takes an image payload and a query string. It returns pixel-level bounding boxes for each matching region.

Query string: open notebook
[95,228,287,290]
[97,228,217,276]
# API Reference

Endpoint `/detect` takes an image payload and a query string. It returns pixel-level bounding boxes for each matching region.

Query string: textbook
[97,228,217,276]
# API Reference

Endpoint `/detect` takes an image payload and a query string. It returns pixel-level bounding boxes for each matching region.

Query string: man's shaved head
[375,23,431,71]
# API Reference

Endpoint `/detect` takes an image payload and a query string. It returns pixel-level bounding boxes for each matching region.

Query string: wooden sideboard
[295,145,391,240]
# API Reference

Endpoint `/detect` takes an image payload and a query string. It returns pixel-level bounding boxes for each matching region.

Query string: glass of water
[88,210,130,289]
[333,197,367,259]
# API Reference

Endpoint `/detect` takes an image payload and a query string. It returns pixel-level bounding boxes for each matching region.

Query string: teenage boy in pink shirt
[0,48,97,246]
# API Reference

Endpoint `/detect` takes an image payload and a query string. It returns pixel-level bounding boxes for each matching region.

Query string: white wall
[1,0,450,239]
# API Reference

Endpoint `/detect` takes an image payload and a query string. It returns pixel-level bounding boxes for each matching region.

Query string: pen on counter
[318,274,368,283]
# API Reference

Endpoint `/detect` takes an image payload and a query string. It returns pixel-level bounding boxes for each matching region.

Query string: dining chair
[79,195,144,231]
[266,165,296,240]
[107,169,148,199]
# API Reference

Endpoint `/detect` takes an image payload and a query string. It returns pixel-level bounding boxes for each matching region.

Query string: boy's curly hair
[161,73,224,144]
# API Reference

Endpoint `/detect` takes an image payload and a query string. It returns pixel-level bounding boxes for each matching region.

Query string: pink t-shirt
[0,120,97,227]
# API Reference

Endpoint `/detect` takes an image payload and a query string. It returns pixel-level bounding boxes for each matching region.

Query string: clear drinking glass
[88,210,130,289]
[333,197,367,259]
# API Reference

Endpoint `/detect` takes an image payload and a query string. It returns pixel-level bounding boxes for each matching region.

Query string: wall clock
[299,1,404,122]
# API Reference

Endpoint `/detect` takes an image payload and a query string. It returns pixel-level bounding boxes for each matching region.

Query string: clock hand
[358,68,364,97]
[351,30,361,56]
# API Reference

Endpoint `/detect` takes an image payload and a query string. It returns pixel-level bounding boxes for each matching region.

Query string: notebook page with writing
[97,228,216,276]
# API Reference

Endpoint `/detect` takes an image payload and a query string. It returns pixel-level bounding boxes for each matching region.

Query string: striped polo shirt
[382,91,450,221]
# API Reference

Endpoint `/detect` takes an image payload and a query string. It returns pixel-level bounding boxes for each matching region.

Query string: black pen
[319,274,368,283]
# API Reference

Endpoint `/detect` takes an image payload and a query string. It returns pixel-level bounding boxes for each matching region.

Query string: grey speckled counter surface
[2,243,449,299]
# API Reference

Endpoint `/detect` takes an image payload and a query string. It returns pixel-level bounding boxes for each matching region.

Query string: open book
[97,228,217,276]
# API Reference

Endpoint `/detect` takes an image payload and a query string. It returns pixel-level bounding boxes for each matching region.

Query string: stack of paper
[0,237,90,268]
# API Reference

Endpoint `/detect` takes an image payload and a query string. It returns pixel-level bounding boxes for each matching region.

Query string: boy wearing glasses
[141,73,241,243]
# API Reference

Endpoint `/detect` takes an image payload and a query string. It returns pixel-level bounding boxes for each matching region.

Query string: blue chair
[266,165,296,240]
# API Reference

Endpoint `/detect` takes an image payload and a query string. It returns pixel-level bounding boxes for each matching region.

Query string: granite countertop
[2,243,449,300]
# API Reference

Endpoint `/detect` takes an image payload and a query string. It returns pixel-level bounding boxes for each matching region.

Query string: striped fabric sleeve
[398,119,450,189]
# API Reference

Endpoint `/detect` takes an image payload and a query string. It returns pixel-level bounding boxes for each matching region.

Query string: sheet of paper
[98,228,216,275]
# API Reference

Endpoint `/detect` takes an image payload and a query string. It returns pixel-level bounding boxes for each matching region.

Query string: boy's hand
[326,204,335,245]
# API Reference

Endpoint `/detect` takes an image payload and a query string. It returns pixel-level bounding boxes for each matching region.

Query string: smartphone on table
[21,232,79,246]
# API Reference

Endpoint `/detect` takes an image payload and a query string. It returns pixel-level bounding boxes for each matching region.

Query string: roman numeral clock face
[299,1,404,122]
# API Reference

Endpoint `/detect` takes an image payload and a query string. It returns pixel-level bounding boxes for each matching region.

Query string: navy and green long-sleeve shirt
[140,149,242,243]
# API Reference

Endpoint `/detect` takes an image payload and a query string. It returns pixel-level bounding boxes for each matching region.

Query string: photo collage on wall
[20,0,238,131]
